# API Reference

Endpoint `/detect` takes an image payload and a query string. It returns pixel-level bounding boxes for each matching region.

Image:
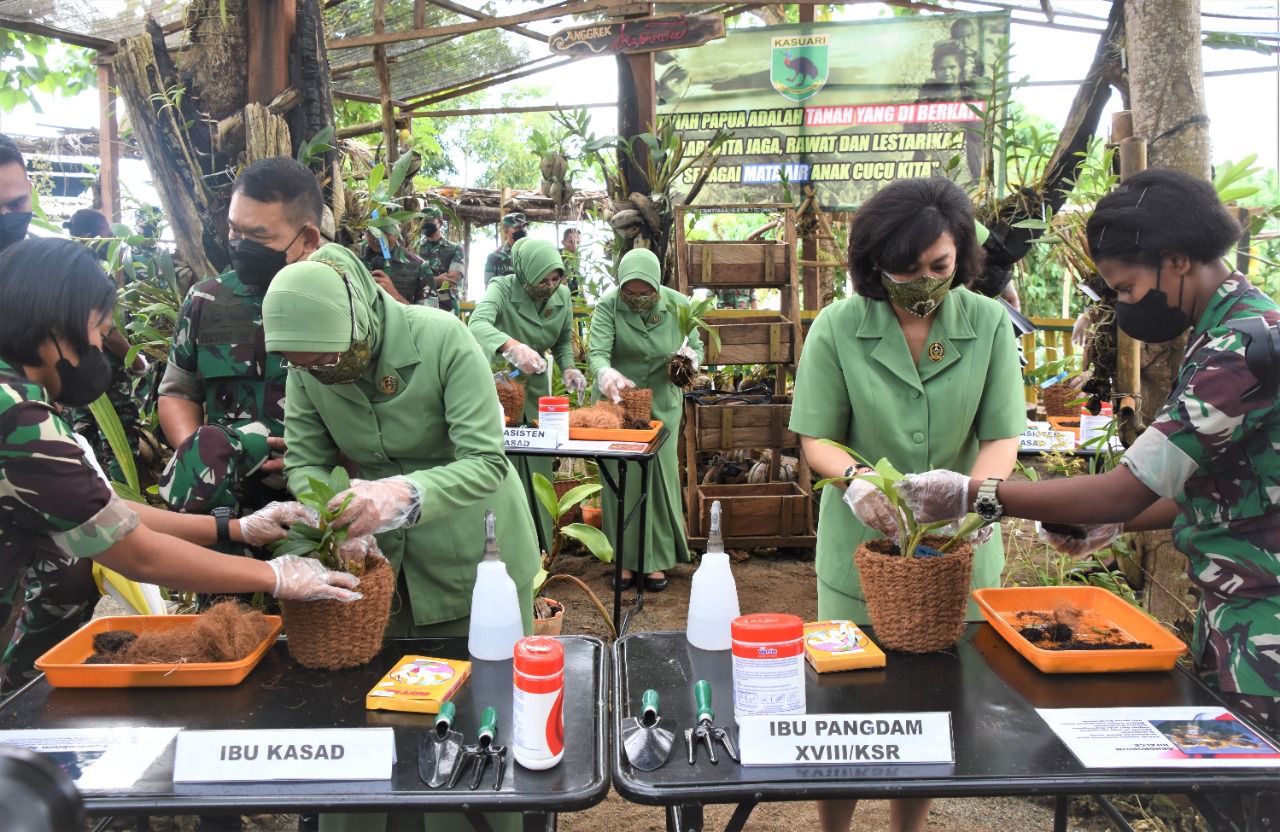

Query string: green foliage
[674,296,721,354]
[531,472,613,567]
[0,31,94,112]
[88,395,145,502]
[297,126,336,167]
[271,467,358,574]
[1019,549,1138,604]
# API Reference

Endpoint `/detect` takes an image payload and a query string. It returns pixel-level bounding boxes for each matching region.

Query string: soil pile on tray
[1014,605,1152,651]
[85,601,274,664]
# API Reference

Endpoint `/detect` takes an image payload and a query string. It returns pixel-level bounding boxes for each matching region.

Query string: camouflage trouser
[0,539,97,692]
[158,423,284,517]
[1196,665,1280,831]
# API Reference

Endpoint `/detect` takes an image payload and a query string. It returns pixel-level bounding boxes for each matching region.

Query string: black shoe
[644,575,669,592]
[612,574,636,591]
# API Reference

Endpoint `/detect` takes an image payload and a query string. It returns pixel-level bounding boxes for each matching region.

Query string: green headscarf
[616,248,662,315]
[512,237,565,302]
[263,243,384,356]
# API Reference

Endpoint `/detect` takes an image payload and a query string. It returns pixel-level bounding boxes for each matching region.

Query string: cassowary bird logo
[770,35,829,102]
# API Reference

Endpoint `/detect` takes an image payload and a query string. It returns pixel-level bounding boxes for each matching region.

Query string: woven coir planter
[621,388,653,423]
[855,535,974,653]
[1042,381,1082,418]
[280,554,394,670]
[496,377,526,427]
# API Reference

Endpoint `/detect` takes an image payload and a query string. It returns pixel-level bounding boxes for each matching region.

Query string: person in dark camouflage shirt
[483,211,527,287]
[896,169,1278,828]
[418,204,464,313]
[361,225,437,308]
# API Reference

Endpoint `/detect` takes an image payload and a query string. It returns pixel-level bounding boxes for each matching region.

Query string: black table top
[505,428,668,460]
[612,626,1280,805]
[0,636,609,815]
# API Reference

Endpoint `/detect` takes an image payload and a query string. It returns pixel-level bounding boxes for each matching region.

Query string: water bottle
[468,510,525,661]
[686,501,740,650]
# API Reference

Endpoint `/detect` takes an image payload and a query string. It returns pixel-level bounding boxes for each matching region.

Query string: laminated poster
[1037,707,1280,768]
[0,727,180,789]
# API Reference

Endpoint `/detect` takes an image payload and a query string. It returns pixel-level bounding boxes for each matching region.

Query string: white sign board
[1037,707,1280,768]
[1020,421,1076,452]
[737,712,953,766]
[503,427,559,450]
[173,728,395,782]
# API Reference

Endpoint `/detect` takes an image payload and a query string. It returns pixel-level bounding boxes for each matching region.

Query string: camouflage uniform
[1120,275,1280,711]
[157,269,287,515]
[715,288,754,309]
[419,237,464,313]
[362,242,438,308]
[0,358,140,690]
[484,243,513,288]
[560,247,582,300]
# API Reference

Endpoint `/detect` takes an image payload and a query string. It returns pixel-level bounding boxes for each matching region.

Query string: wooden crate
[689,397,797,451]
[697,483,809,538]
[687,240,790,287]
[701,313,795,365]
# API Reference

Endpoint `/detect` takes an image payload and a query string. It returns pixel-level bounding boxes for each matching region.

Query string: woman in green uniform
[263,243,537,832]
[588,248,703,591]
[787,179,1024,832]
[468,237,586,546]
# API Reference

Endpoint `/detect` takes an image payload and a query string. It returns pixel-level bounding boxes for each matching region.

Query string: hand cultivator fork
[447,706,507,790]
[685,680,739,765]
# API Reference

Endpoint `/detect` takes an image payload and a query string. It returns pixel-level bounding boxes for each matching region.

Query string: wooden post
[374,0,398,166]
[797,4,818,310]
[96,60,121,223]
[616,3,656,197]
[247,0,294,104]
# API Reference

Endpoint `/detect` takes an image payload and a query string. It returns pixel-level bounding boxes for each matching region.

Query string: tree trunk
[1124,0,1210,632]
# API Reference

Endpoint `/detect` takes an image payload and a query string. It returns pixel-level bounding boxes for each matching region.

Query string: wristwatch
[973,478,1004,522]
[212,507,233,545]
[843,464,872,480]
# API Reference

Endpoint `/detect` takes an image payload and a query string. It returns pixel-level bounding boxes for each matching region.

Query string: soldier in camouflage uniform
[715,287,756,310]
[362,225,438,308]
[896,170,1277,828]
[483,212,528,287]
[417,205,465,313]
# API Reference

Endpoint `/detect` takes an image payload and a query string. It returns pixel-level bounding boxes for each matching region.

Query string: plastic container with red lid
[512,636,565,769]
[731,613,806,722]
[537,396,570,445]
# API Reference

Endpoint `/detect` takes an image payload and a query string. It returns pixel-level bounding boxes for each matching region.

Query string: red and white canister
[512,636,565,769]
[731,613,806,722]
[537,396,570,446]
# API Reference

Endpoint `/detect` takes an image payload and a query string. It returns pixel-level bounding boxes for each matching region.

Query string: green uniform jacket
[283,299,540,627]
[588,286,704,571]
[468,276,575,423]
[789,288,1025,620]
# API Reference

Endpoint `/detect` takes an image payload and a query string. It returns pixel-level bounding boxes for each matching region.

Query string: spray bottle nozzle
[708,500,724,553]
[483,510,500,562]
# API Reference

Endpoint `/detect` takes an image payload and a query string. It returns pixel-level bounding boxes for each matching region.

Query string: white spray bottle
[686,500,740,650]
[467,510,525,660]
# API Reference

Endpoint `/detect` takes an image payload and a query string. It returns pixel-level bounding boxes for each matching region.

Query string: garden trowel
[418,701,464,788]
[622,689,675,771]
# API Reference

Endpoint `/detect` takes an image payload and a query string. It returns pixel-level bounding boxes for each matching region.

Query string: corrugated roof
[0,0,184,48]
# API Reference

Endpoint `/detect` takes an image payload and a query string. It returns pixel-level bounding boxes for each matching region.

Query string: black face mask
[0,211,32,252]
[229,229,303,290]
[53,342,113,407]
[1115,265,1191,343]
[422,222,438,237]
[511,228,528,243]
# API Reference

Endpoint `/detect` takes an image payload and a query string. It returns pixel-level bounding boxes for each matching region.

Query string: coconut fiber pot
[621,388,653,423]
[855,536,974,653]
[279,554,394,670]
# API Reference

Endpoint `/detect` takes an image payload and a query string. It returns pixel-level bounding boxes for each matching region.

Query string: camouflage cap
[423,204,443,222]
[501,212,528,228]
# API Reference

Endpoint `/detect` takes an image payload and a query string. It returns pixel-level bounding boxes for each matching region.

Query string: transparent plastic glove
[238,501,318,547]
[335,535,389,570]
[268,555,362,603]
[328,476,424,539]
[502,342,547,375]
[897,470,972,523]
[841,479,899,539]
[562,367,588,396]
[597,367,635,403]
[676,343,700,373]
[1037,521,1122,557]
[940,521,995,548]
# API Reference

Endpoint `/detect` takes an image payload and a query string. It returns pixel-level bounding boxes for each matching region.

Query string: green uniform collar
[1191,273,1251,343]
[855,289,977,392]
[225,269,261,298]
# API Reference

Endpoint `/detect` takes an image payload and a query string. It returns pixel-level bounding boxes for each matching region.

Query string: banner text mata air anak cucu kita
[657,12,1010,210]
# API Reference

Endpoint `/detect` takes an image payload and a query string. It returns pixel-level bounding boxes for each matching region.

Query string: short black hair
[65,208,112,239]
[231,156,324,226]
[1086,168,1241,269]
[932,42,964,73]
[848,177,980,301]
[0,238,117,367]
[563,228,579,241]
[950,18,974,37]
[0,133,24,171]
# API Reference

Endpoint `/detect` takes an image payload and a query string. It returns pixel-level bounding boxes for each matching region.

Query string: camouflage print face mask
[525,281,557,303]
[623,292,659,315]
[880,271,953,318]
[310,337,372,385]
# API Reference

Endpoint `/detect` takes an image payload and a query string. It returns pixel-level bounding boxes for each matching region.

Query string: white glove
[238,501,317,547]
[676,343,700,373]
[562,367,588,396]
[841,478,899,539]
[502,343,547,375]
[597,367,635,403]
[1037,522,1122,557]
[268,555,362,602]
[940,521,996,548]
[335,535,390,570]
[897,470,972,523]
[328,476,424,539]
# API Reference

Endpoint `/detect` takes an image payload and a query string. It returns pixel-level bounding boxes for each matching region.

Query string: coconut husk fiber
[621,388,653,423]
[496,377,526,426]
[569,400,624,429]
[90,601,273,664]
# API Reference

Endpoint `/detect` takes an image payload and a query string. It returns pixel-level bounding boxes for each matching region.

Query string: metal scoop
[418,701,464,788]
[622,689,675,771]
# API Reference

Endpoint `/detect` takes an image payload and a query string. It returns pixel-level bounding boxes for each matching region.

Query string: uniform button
[912,431,925,444]
[911,390,921,399]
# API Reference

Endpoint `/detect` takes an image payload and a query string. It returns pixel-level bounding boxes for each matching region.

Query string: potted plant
[271,467,395,670]
[816,441,989,653]
[531,473,619,638]
[580,494,603,529]
[668,295,720,388]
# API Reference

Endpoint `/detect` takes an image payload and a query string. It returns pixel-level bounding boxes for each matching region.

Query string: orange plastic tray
[973,586,1187,673]
[569,420,662,443]
[35,614,283,688]
[1046,416,1081,438]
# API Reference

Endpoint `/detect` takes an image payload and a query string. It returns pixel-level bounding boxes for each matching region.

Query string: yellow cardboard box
[366,655,471,714]
[803,620,886,673]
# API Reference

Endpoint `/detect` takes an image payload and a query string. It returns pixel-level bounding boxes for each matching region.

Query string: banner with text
[657,12,1009,209]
